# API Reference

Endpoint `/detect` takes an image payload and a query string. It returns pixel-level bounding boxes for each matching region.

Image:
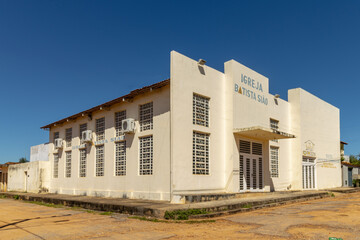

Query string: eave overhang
[233,126,295,140]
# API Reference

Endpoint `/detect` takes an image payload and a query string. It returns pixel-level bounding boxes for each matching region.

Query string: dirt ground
[1,192,360,240]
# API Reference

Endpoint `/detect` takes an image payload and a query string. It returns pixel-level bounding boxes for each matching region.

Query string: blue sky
[0,0,359,163]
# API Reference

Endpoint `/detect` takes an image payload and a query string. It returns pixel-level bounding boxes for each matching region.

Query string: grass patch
[13,195,20,200]
[327,192,335,197]
[28,201,63,208]
[164,209,210,220]
[129,216,215,224]
[0,195,6,199]
[100,211,113,215]
[242,203,252,209]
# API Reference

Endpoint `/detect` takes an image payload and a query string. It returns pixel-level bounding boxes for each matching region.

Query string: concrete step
[187,192,330,219]
[182,191,302,203]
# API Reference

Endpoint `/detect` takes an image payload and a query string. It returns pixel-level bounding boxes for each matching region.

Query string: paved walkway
[1,188,358,218]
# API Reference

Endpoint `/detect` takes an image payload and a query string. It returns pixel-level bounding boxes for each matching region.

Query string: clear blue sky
[0,0,359,163]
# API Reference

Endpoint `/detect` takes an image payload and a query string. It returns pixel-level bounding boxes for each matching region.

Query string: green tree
[349,155,360,166]
[18,157,28,163]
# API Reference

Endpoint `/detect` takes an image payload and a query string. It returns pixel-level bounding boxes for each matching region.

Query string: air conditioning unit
[81,130,93,143]
[54,138,63,149]
[121,118,136,133]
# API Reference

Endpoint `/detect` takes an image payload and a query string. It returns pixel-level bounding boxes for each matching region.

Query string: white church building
[35,51,341,202]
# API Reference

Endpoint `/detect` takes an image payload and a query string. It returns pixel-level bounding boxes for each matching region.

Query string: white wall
[30,143,49,162]
[49,85,171,200]
[289,88,341,189]
[8,161,50,193]
[170,51,233,196]
[225,60,293,192]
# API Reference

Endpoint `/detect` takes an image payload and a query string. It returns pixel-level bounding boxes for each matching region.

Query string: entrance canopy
[233,126,295,140]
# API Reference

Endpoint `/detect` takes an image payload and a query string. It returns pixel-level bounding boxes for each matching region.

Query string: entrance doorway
[302,157,316,189]
[239,140,263,192]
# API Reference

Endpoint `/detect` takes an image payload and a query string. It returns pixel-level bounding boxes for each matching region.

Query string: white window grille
[270,119,279,142]
[115,141,126,176]
[54,132,59,143]
[193,94,209,127]
[65,151,71,178]
[270,119,279,130]
[115,111,126,137]
[96,145,104,176]
[66,128,72,147]
[53,154,59,178]
[270,147,279,178]
[302,157,316,189]
[193,132,209,175]
[139,136,153,175]
[80,123,87,139]
[139,102,153,131]
[96,117,105,141]
[79,149,87,177]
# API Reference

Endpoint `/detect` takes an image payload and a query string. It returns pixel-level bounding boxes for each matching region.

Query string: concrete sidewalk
[1,188,359,218]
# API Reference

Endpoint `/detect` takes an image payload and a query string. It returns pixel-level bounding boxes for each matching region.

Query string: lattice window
[252,142,262,155]
[79,149,86,177]
[115,111,126,137]
[54,132,59,142]
[239,140,251,154]
[80,123,87,139]
[65,151,71,178]
[66,128,72,147]
[270,119,279,142]
[192,132,209,175]
[53,154,59,178]
[96,145,104,176]
[139,136,153,175]
[115,141,126,176]
[96,117,105,141]
[139,102,153,131]
[193,94,209,127]
[270,147,279,178]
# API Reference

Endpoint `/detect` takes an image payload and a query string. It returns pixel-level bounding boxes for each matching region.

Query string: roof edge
[41,79,170,130]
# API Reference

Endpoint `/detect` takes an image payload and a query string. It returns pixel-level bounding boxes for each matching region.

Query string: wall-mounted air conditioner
[54,138,63,149]
[121,118,136,133]
[81,130,93,143]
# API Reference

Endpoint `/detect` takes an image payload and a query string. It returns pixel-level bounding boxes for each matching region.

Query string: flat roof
[41,79,170,130]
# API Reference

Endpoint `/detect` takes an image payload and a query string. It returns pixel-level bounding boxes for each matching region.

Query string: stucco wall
[49,85,171,200]
[170,51,232,196]
[225,60,293,192]
[30,143,49,162]
[8,161,50,193]
[289,88,341,190]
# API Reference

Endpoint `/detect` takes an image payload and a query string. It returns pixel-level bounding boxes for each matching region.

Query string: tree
[349,155,360,166]
[19,157,28,163]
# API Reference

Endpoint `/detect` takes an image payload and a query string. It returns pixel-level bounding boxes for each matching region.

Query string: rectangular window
[96,117,105,141]
[139,136,153,175]
[96,145,104,176]
[115,110,126,137]
[270,119,279,142]
[115,141,126,176]
[193,94,209,127]
[65,151,71,178]
[80,123,87,139]
[193,132,209,175]
[270,147,279,178]
[53,154,59,178]
[54,132,59,142]
[139,102,153,131]
[66,128,72,147]
[79,149,87,177]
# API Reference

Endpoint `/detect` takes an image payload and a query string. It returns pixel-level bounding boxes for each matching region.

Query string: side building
[38,51,341,202]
